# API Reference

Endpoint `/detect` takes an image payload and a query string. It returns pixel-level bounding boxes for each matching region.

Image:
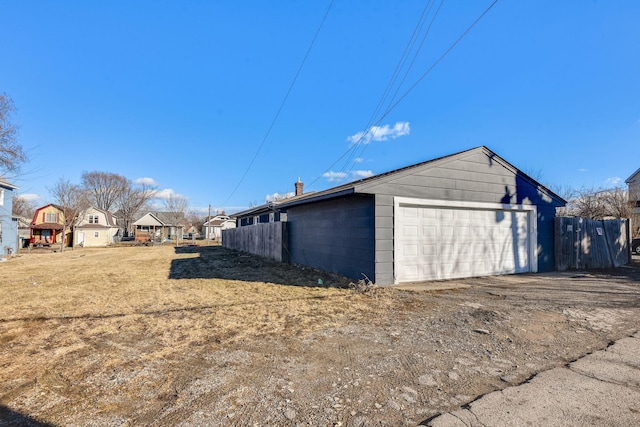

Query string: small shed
[233,146,566,285]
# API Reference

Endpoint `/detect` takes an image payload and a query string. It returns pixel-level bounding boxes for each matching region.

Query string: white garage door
[395,200,534,282]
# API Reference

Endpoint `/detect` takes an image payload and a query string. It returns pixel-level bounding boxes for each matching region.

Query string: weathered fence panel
[222,222,289,262]
[555,217,630,270]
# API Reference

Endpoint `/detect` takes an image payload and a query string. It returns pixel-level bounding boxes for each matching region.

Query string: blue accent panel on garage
[359,149,564,278]
[287,194,375,281]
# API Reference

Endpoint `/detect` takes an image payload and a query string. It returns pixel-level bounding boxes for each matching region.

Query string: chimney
[295,177,304,196]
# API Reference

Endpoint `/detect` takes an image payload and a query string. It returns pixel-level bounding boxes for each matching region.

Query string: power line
[337,0,440,178]
[383,0,499,123]
[221,0,334,207]
[309,0,499,189]
[345,0,445,177]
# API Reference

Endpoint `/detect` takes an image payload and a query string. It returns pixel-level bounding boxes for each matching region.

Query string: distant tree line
[557,186,639,238]
[0,93,26,174]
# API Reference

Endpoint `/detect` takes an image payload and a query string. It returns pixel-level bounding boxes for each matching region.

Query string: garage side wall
[287,194,375,281]
[363,151,563,284]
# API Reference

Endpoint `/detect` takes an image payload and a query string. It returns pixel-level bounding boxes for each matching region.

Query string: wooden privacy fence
[555,217,630,270]
[222,222,289,262]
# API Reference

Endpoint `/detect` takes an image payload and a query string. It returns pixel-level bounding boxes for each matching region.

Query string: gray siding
[287,194,375,281]
[360,150,563,281]
[374,194,394,285]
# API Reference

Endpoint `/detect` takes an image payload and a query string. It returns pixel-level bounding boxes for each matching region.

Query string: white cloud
[17,193,40,202]
[154,188,178,200]
[347,121,410,145]
[322,170,375,184]
[577,168,588,172]
[352,170,374,179]
[322,171,348,182]
[354,157,364,163]
[266,192,294,202]
[134,177,158,186]
[605,177,622,186]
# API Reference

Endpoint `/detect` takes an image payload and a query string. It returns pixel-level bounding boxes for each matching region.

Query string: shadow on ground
[169,245,352,288]
[0,404,55,427]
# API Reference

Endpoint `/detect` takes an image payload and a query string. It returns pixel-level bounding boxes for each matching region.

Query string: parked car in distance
[632,239,640,255]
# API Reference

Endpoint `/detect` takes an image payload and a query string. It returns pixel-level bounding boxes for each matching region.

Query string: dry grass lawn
[1,245,639,426]
[0,244,405,425]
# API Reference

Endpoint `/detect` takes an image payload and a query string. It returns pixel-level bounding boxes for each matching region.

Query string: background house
[15,216,31,249]
[133,212,184,242]
[30,204,71,247]
[183,224,201,240]
[0,179,18,255]
[626,168,640,239]
[203,213,236,240]
[74,207,119,247]
[232,146,566,285]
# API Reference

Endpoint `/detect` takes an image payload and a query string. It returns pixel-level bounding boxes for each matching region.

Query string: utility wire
[346,0,444,174]
[308,0,499,189]
[222,0,334,207]
[346,0,445,177]
[338,0,438,176]
[383,0,499,123]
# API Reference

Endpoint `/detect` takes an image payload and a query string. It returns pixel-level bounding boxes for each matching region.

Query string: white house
[74,207,119,247]
[203,214,236,240]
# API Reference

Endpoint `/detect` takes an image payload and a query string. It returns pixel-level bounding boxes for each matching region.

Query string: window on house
[0,189,4,206]
[45,213,57,222]
[89,215,98,224]
[94,231,99,238]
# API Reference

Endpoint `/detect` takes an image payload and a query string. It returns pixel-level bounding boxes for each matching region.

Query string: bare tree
[628,186,640,239]
[81,171,127,211]
[0,93,26,173]
[185,210,203,229]
[560,186,634,220]
[12,195,37,219]
[163,194,188,244]
[48,178,89,252]
[116,180,157,237]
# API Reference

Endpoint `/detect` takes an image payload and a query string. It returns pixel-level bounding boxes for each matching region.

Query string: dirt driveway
[1,246,639,426]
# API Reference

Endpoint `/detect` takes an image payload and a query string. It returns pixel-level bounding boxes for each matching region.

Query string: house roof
[31,204,66,224]
[626,168,640,184]
[203,215,235,226]
[92,207,117,226]
[209,218,235,227]
[31,222,64,230]
[13,216,31,228]
[0,178,18,190]
[233,146,566,218]
[204,214,236,226]
[133,211,184,227]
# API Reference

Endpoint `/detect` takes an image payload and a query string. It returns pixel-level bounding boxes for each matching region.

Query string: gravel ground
[1,249,639,426]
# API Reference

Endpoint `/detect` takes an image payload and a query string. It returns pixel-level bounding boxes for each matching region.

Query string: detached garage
[394,199,536,281]
[232,146,565,285]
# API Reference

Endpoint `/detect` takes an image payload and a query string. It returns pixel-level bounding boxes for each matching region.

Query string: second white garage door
[394,199,535,283]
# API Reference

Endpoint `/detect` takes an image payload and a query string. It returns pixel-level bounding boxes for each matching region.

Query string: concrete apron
[424,332,640,426]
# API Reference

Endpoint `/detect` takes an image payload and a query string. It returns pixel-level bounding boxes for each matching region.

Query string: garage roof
[234,146,566,217]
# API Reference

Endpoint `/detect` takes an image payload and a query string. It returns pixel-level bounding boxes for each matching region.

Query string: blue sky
[2,0,639,215]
